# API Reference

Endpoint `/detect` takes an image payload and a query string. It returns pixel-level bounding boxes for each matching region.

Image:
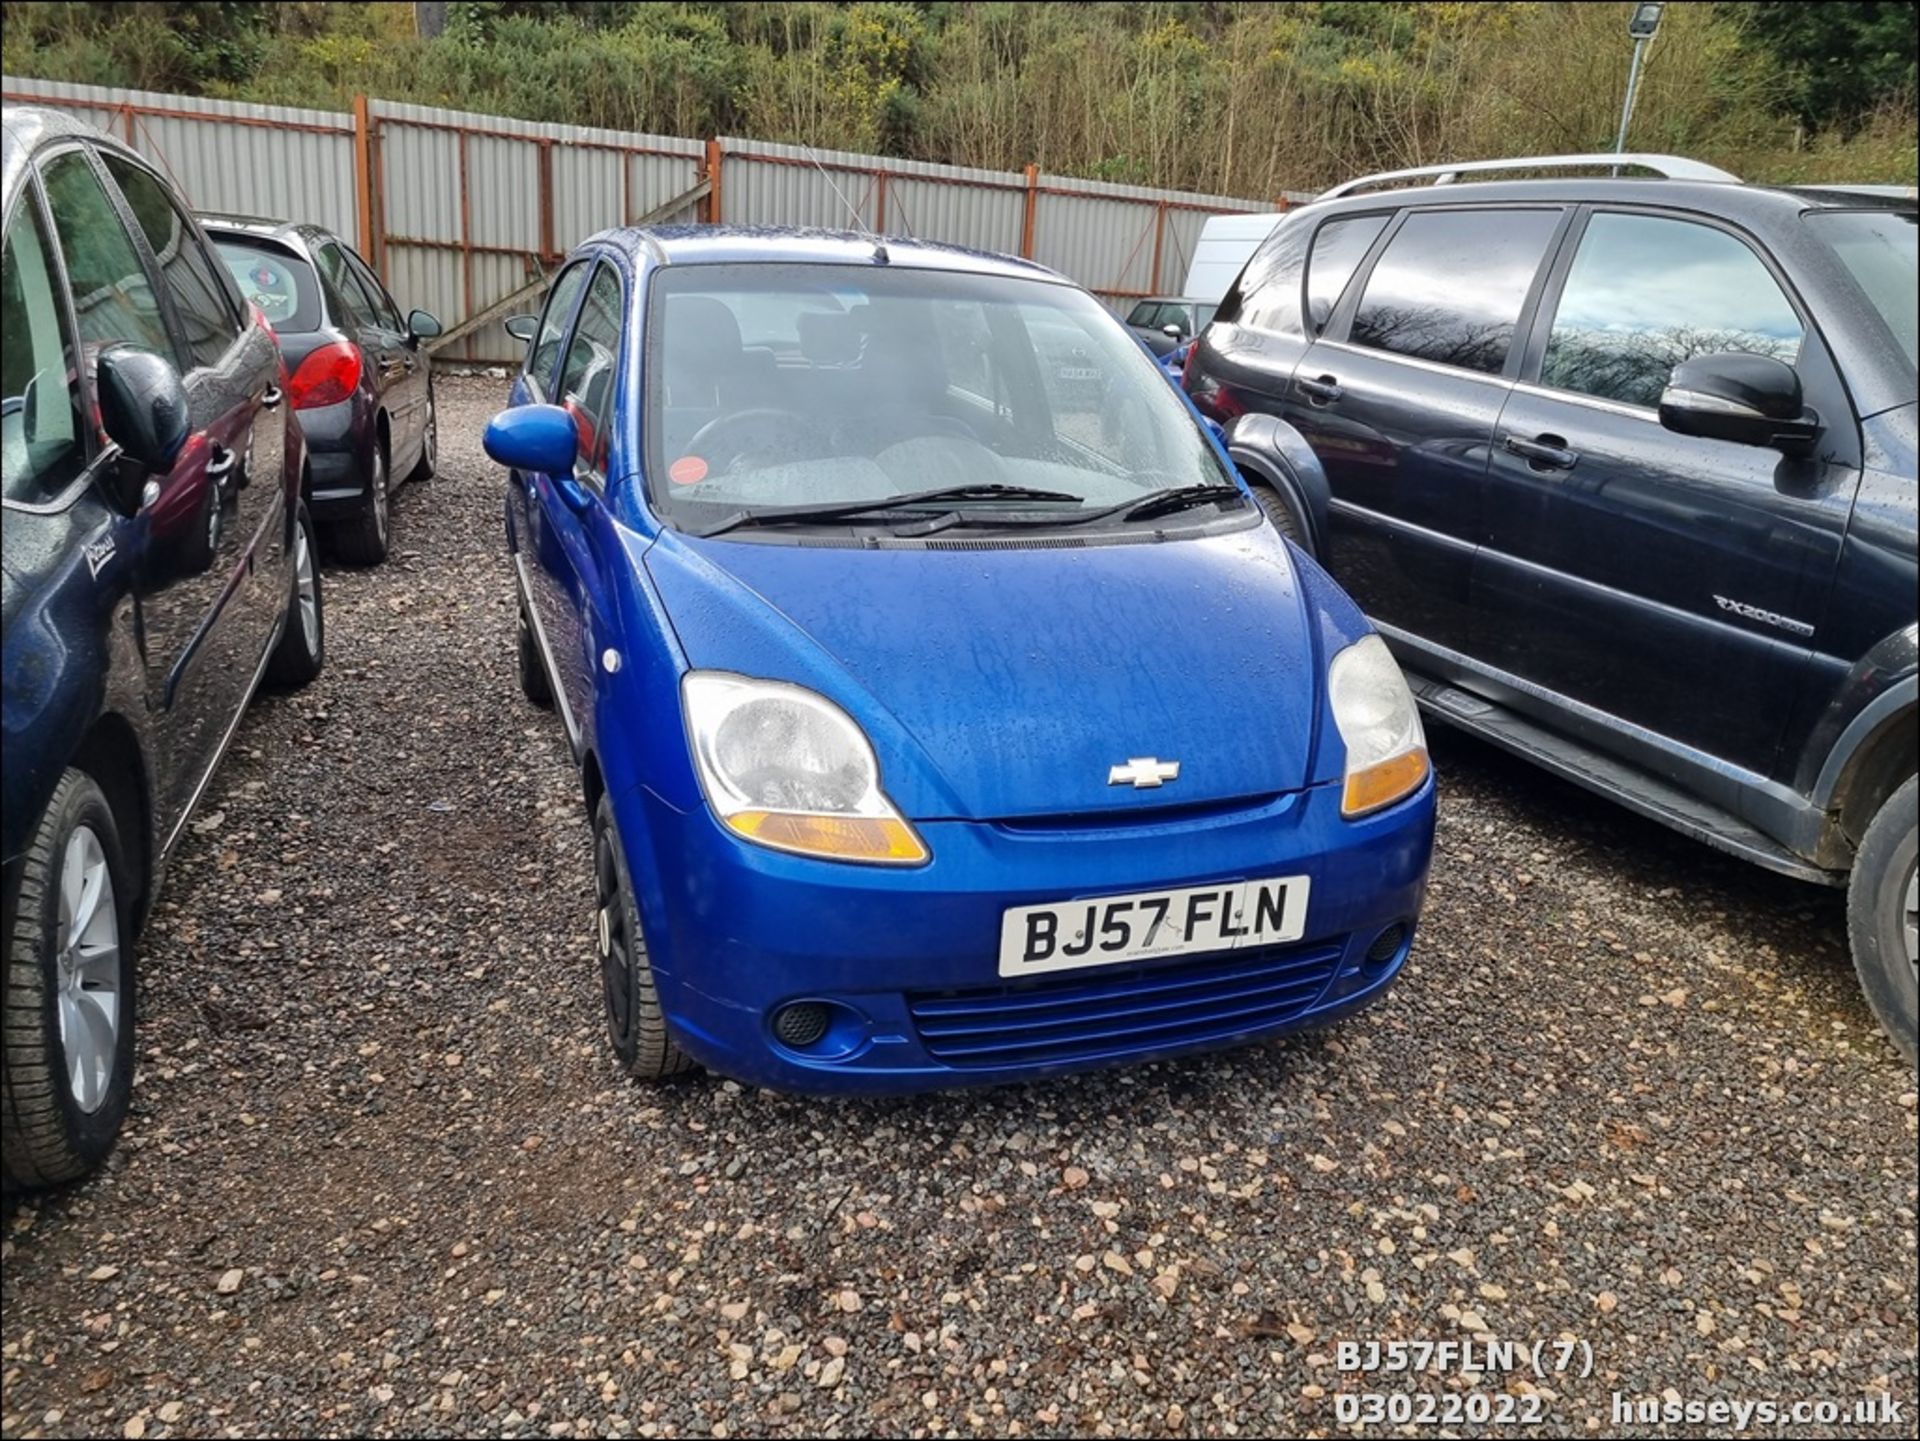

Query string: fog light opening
[1365,922,1409,968]
[772,1002,831,1049]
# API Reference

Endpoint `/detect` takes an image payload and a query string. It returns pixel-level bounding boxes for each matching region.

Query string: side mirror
[96,346,189,516]
[1659,353,1818,456]
[503,314,539,343]
[1162,323,1184,340]
[407,308,443,342]
[484,403,577,476]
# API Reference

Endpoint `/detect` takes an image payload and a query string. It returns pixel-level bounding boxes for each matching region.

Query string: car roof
[584,223,1069,285]
[3,102,146,207]
[1305,174,1917,222]
[198,212,334,246]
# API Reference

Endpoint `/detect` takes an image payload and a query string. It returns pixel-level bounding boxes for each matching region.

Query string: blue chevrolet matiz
[484,226,1435,1094]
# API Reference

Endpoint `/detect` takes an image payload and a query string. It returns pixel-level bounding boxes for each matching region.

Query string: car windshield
[644,263,1235,536]
[1805,209,1918,372]
[213,237,321,331]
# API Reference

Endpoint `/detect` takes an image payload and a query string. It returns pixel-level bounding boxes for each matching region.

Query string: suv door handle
[1501,432,1579,471]
[1296,374,1343,405]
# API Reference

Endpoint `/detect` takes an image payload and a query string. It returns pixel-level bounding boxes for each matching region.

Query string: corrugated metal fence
[4,75,1288,362]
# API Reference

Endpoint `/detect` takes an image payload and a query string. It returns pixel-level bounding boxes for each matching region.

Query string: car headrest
[663,295,744,365]
[798,311,859,365]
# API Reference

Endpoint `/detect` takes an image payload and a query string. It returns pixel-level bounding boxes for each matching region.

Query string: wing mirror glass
[95,346,190,516]
[503,313,539,343]
[407,308,443,342]
[1658,352,1818,456]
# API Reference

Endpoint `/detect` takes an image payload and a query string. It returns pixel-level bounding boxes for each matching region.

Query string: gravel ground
[2,375,1914,1440]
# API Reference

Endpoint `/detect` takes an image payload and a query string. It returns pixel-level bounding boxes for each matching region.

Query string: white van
[1182,212,1287,305]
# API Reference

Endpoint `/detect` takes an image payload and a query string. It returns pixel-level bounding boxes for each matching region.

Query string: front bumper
[619,772,1435,1094]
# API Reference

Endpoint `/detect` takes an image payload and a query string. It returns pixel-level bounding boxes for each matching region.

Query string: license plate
[998,875,1310,978]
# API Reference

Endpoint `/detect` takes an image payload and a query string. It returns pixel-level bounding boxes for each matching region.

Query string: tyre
[1246,477,1310,554]
[1,770,138,1188]
[330,438,390,566]
[406,385,437,485]
[591,793,692,1081]
[517,605,552,708]
[1847,774,1917,1066]
[266,502,325,689]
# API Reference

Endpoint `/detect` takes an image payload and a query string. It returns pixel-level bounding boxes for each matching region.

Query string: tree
[1744,1,1919,133]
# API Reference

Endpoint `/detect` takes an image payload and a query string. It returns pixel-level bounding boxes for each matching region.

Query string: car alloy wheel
[55,825,122,1114]
[370,446,389,547]
[422,398,437,476]
[594,824,636,1056]
[1904,865,1918,980]
[294,516,320,655]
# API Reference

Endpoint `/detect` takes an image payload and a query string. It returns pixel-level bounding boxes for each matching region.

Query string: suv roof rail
[1320,153,1741,200]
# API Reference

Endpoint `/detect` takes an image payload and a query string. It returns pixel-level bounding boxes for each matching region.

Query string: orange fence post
[1020,163,1039,257]
[705,138,725,224]
[458,128,473,323]
[538,139,555,262]
[1148,201,1167,295]
[352,94,375,263]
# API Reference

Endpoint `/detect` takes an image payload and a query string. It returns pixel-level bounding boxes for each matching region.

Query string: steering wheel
[683,408,829,476]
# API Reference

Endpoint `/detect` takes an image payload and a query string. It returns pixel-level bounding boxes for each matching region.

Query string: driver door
[529,262,626,738]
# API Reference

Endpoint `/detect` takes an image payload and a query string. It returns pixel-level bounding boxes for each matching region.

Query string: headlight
[681,672,928,864]
[1328,635,1429,817]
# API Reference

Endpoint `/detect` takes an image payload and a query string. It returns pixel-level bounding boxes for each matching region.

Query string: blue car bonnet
[644,524,1329,823]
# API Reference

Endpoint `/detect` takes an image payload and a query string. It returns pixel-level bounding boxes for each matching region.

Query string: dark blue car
[2,106,325,1186]
[485,226,1434,1094]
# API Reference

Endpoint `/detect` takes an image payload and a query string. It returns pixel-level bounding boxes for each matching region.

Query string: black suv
[1185,155,1917,1064]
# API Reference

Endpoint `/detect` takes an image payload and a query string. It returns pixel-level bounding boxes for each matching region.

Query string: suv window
[2,196,87,504]
[40,149,178,368]
[1542,212,1804,409]
[1349,208,1561,375]
[102,154,242,372]
[557,265,623,478]
[528,262,590,399]
[1303,214,1388,333]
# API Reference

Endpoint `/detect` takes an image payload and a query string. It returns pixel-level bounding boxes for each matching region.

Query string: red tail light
[287,341,362,409]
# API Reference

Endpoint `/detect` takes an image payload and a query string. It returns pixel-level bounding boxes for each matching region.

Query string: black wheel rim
[595,828,634,1051]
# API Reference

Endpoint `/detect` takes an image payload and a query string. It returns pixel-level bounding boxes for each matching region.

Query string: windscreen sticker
[668,455,709,486]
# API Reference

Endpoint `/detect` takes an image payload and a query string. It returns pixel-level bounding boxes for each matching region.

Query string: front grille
[906,940,1344,1068]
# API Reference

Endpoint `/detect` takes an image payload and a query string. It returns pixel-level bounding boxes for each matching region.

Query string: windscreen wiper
[1118,484,1247,522]
[690,483,1086,539]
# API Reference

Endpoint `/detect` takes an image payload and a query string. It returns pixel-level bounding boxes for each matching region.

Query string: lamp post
[1614,2,1665,156]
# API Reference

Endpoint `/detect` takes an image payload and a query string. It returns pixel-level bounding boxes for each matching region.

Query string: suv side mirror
[1659,352,1818,457]
[96,346,189,516]
[503,314,538,343]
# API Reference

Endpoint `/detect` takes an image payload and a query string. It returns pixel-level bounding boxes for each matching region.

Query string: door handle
[205,445,237,481]
[1501,432,1579,471]
[260,385,283,409]
[1296,374,1343,405]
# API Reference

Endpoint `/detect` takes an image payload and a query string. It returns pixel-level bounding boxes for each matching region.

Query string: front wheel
[266,502,325,689]
[1246,477,1310,554]
[1847,774,1918,1067]
[406,385,437,485]
[0,770,138,1188]
[591,794,692,1081]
